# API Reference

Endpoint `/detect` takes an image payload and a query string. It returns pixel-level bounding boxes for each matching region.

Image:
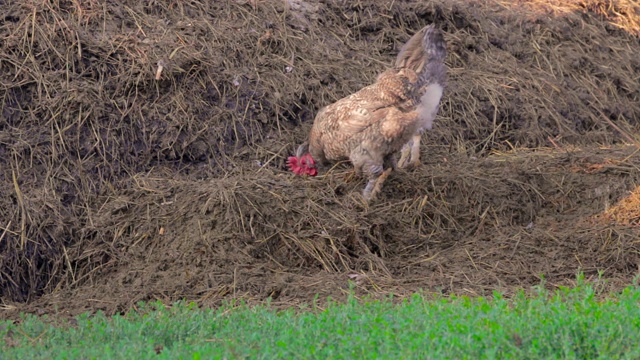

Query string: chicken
[288,24,447,201]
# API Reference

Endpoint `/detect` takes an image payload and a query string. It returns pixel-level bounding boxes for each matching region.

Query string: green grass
[2,281,640,359]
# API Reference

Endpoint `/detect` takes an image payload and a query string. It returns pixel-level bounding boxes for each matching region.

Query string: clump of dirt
[1,0,639,317]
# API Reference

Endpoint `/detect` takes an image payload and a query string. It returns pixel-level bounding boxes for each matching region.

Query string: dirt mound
[1,0,639,317]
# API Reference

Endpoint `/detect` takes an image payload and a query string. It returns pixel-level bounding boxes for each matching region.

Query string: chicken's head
[287,153,318,176]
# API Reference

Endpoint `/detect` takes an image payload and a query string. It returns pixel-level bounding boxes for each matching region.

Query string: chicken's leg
[398,142,411,169]
[362,168,393,201]
[370,168,393,200]
[398,133,422,169]
[409,133,422,167]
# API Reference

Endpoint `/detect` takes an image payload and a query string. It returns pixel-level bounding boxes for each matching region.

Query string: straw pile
[1,0,639,315]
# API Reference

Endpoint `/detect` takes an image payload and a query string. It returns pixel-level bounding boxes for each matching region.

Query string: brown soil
[1,0,640,319]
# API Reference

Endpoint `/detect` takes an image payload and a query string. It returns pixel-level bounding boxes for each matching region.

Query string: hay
[601,185,640,225]
[1,0,639,315]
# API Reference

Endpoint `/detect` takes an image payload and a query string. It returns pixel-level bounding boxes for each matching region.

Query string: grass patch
[2,282,640,359]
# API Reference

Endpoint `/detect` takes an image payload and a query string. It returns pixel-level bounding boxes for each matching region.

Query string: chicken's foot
[362,167,393,202]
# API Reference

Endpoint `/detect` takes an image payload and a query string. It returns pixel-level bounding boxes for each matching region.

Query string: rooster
[287,24,447,201]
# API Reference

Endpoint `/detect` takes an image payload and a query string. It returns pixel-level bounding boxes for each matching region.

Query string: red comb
[287,156,303,175]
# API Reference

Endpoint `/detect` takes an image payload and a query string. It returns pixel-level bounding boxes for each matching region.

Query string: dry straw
[0,0,639,314]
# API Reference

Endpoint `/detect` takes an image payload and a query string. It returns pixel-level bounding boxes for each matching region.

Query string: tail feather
[396,25,447,132]
[395,24,446,74]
